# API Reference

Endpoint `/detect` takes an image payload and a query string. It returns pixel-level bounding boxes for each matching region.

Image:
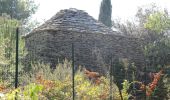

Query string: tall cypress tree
[98,0,112,27]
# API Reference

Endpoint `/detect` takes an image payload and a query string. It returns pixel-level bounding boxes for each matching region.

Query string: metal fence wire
[0,24,19,89]
[0,26,145,100]
[0,25,161,100]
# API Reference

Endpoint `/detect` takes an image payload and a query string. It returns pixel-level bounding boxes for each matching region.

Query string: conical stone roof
[30,8,116,35]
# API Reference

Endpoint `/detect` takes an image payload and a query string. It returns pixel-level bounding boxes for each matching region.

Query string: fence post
[15,27,19,89]
[109,57,113,100]
[72,43,75,100]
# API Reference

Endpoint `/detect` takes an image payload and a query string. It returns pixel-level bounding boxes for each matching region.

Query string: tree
[112,4,170,99]
[112,19,138,36]
[114,4,170,39]
[98,0,112,27]
[113,4,170,67]
[0,0,38,20]
[137,5,170,99]
[142,7,170,67]
[0,16,26,63]
[144,12,170,33]
[21,19,40,34]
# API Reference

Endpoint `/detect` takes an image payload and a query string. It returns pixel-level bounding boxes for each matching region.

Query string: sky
[32,0,170,23]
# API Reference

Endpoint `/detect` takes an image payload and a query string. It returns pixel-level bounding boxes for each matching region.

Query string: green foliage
[142,6,170,68]
[42,73,120,100]
[5,89,19,100]
[0,16,19,62]
[0,0,39,34]
[144,12,170,33]
[43,79,72,100]
[19,60,121,100]
[0,16,26,84]
[121,80,130,100]
[113,5,169,95]
[23,83,43,100]
[98,0,112,27]
[20,59,72,84]
[0,0,38,20]
[144,38,170,68]
[0,16,19,77]
[4,83,43,100]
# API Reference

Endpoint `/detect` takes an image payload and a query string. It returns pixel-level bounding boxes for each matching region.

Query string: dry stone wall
[25,30,144,74]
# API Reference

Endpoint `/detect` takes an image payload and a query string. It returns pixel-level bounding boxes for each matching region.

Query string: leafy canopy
[0,0,38,20]
[144,11,170,33]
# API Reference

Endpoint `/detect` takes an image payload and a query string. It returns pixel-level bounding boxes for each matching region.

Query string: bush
[18,60,121,100]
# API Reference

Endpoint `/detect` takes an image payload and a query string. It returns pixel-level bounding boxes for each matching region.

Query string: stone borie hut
[25,8,144,74]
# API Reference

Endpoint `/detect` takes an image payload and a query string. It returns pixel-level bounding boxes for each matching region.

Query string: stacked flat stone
[24,8,145,74]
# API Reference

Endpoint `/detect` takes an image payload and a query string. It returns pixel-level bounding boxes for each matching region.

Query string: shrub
[18,60,121,100]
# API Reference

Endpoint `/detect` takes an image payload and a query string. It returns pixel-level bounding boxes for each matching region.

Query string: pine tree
[98,0,112,27]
